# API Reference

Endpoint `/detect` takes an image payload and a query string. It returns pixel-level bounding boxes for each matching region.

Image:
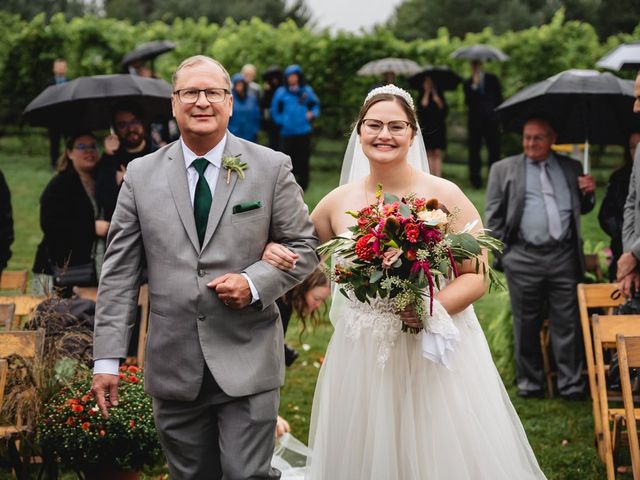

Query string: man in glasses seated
[96,101,157,223]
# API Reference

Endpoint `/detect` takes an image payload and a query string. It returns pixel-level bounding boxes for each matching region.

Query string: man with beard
[96,102,156,223]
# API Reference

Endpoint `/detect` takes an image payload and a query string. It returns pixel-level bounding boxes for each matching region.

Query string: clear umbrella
[597,41,640,71]
[357,58,422,76]
[451,44,509,62]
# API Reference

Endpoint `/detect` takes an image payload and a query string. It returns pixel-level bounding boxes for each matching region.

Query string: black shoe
[560,391,586,401]
[284,345,299,367]
[517,389,544,399]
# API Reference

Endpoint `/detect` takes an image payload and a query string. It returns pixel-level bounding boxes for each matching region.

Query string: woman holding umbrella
[32,132,108,297]
[416,74,448,177]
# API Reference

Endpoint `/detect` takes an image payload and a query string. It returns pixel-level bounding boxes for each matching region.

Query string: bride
[264,85,547,479]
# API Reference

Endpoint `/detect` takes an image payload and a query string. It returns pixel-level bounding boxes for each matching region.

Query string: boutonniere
[222,154,248,184]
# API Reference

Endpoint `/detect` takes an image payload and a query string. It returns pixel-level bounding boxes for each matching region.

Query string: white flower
[418,209,448,226]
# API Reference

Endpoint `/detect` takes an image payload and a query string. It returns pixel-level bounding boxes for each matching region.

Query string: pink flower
[382,248,403,269]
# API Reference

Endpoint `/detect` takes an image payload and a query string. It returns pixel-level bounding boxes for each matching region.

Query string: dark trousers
[49,129,62,168]
[153,367,280,480]
[502,241,586,396]
[468,120,500,187]
[280,134,311,191]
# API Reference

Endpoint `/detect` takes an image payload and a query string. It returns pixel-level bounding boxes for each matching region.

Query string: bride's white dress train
[304,292,548,480]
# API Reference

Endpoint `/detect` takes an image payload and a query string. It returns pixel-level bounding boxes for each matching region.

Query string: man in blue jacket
[270,64,320,190]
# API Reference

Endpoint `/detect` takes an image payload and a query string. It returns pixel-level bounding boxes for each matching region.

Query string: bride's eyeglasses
[361,119,412,136]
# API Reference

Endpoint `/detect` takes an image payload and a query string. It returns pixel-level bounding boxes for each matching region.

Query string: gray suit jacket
[485,153,595,274]
[93,133,319,401]
[622,148,640,259]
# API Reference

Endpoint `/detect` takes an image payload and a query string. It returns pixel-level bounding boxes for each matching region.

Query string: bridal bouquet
[317,185,503,333]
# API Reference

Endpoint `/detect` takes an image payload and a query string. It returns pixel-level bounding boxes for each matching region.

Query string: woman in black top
[32,132,108,296]
[416,75,448,177]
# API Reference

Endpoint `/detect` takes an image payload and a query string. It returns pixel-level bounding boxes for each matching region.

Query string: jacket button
[197,314,206,321]
[197,269,205,277]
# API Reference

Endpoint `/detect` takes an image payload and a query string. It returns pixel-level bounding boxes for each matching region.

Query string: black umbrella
[409,66,462,91]
[596,41,640,71]
[496,69,639,172]
[121,40,176,68]
[451,44,509,62]
[24,74,173,134]
[262,65,283,82]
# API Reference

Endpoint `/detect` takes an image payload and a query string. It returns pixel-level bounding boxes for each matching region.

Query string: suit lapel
[201,134,242,249]
[166,142,200,253]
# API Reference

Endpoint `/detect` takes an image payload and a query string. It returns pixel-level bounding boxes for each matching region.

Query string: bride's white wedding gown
[304,290,548,480]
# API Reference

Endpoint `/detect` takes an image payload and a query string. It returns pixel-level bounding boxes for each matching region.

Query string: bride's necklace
[364,167,414,205]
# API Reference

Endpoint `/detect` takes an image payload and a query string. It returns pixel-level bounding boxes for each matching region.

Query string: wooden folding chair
[0,303,15,330]
[0,330,45,480]
[0,295,46,330]
[0,270,28,294]
[592,314,640,480]
[136,284,150,367]
[617,334,640,480]
[578,283,627,460]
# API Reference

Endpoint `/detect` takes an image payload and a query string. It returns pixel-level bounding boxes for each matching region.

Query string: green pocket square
[232,201,262,214]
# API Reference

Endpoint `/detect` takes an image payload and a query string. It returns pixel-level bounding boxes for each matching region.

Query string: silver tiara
[364,84,414,110]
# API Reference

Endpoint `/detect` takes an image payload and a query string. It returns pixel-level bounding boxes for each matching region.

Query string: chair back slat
[0,330,45,359]
[593,315,640,346]
[0,270,28,294]
[616,334,640,480]
[0,303,15,330]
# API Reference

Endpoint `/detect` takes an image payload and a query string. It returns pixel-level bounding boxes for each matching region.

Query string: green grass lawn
[2,130,618,479]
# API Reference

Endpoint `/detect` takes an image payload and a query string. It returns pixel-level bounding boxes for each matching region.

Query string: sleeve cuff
[93,358,120,375]
[241,272,260,304]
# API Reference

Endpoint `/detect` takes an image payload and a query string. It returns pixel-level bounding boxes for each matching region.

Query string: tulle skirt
[304,297,547,480]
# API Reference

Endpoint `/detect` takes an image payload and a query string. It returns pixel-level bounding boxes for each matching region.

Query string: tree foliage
[388,0,640,40]
[0,11,637,137]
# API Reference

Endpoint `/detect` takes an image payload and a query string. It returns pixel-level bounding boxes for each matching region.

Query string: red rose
[405,249,417,261]
[355,233,376,261]
[127,366,139,373]
[71,404,84,413]
[404,223,420,243]
[129,375,139,383]
[66,417,75,426]
[129,420,136,428]
[99,429,106,437]
[82,422,90,430]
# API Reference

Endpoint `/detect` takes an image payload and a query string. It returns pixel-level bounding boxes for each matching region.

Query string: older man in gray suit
[617,71,640,298]
[486,116,595,400]
[91,55,319,479]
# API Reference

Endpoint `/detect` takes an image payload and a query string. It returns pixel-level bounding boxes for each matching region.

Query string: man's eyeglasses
[523,134,551,143]
[361,119,412,136]
[115,118,143,130]
[173,88,230,104]
[73,143,98,152]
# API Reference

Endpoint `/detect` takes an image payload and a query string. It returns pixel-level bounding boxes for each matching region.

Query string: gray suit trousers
[153,367,281,480]
[502,241,586,396]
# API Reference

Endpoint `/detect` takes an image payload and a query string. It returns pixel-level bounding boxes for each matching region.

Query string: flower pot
[82,467,141,480]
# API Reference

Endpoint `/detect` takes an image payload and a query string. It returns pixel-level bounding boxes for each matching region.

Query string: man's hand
[275,415,290,438]
[91,373,120,418]
[619,271,640,298]
[617,252,639,281]
[262,242,298,271]
[104,134,120,155]
[578,174,596,194]
[208,273,252,309]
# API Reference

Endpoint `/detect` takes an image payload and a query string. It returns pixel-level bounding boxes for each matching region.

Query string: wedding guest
[486,115,596,400]
[241,63,262,100]
[261,65,283,150]
[416,75,448,177]
[0,168,13,280]
[599,131,640,281]
[463,60,502,188]
[228,73,261,143]
[32,132,107,297]
[270,64,320,190]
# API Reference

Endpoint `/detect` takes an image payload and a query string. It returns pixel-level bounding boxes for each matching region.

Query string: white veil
[338,84,430,185]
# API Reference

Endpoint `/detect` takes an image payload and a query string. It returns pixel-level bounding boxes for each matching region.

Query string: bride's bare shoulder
[418,173,467,202]
[314,182,363,210]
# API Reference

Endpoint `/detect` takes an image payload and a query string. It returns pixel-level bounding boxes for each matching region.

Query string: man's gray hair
[172,55,232,90]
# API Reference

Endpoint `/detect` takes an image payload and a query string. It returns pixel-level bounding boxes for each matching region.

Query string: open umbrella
[451,44,509,62]
[262,65,283,82]
[24,74,173,134]
[357,58,422,76]
[409,66,462,91]
[596,41,640,71]
[122,40,176,68]
[496,69,639,172]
